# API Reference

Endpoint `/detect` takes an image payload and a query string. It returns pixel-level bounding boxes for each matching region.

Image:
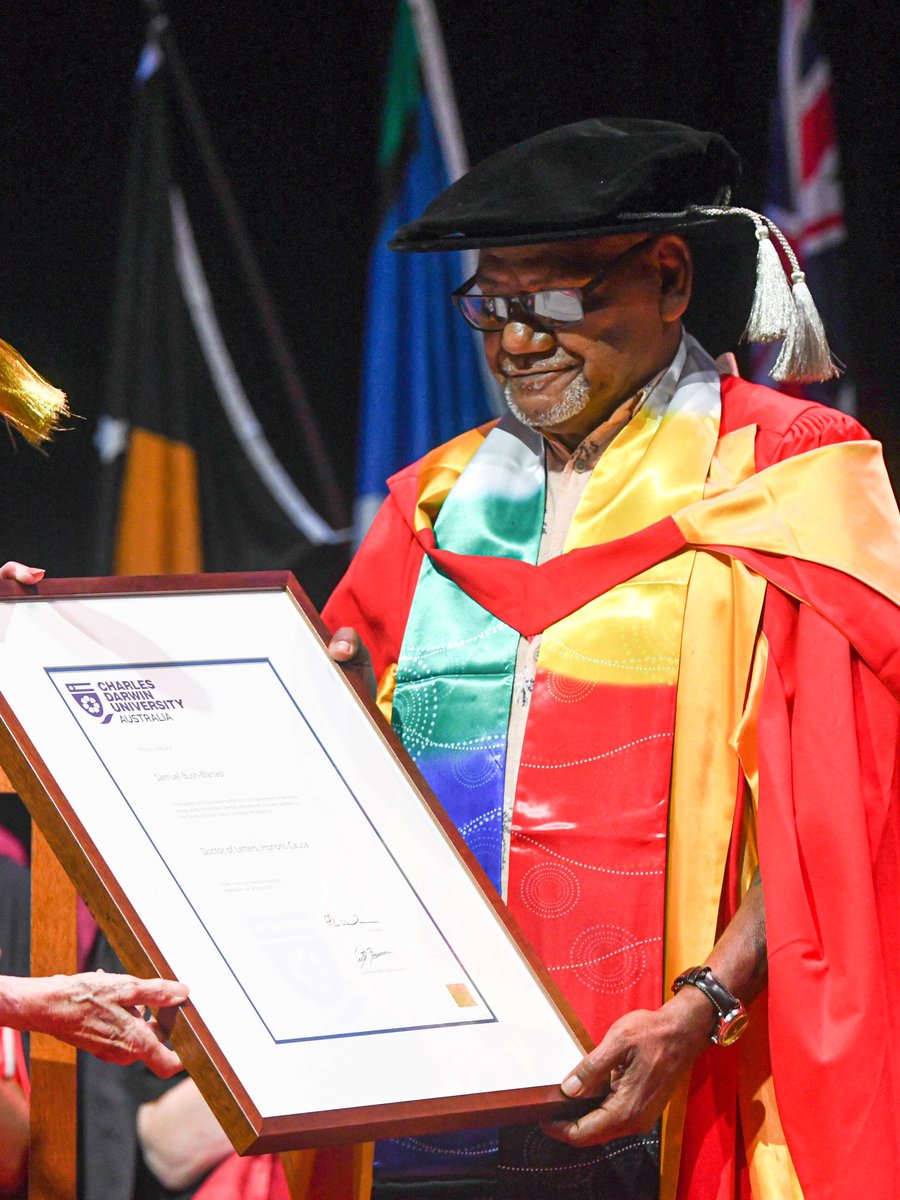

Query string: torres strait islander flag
[354,0,499,545]
[95,34,348,592]
[755,0,855,412]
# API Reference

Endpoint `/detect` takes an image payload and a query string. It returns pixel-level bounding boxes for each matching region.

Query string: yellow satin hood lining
[675,440,900,603]
[660,424,804,1200]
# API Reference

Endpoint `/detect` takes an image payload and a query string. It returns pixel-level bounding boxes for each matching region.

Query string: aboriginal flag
[95,34,349,601]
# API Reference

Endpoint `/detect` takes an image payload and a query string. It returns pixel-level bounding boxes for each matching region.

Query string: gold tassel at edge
[0,338,70,447]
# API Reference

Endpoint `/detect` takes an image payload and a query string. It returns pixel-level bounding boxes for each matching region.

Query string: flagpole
[406,0,502,416]
[138,0,348,529]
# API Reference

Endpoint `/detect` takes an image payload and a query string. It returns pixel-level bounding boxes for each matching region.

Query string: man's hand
[2,972,189,1078]
[0,562,44,585]
[546,866,768,1147]
[543,991,713,1147]
[327,626,377,698]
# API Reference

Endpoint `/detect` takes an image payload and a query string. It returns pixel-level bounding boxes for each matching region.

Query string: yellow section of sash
[376,663,397,723]
[568,404,721,549]
[540,405,720,687]
[735,637,805,1199]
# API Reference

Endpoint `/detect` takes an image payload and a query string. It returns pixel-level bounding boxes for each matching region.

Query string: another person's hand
[542,993,713,1147]
[138,1076,233,1191]
[1,971,188,1077]
[0,562,44,585]
[327,626,377,698]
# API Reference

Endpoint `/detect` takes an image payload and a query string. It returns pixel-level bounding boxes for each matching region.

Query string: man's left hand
[542,994,712,1147]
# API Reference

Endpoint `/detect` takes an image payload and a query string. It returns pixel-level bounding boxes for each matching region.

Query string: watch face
[716,1010,749,1046]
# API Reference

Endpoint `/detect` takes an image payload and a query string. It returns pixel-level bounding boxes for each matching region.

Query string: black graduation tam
[389,118,740,251]
[389,118,837,378]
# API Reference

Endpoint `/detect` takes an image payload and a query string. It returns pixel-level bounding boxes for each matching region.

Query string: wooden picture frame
[0,573,590,1153]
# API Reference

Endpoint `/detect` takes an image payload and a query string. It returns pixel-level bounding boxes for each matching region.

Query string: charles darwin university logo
[65,676,185,725]
[66,683,113,724]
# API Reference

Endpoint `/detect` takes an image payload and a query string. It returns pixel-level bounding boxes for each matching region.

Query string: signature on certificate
[355,945,394,971]
[323,913,379,928]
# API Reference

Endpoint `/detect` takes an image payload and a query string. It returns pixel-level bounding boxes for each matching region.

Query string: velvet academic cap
[390,118,759,357]
[389,118,742,250]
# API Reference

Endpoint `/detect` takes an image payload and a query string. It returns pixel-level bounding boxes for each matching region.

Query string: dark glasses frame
[452,236,657,331]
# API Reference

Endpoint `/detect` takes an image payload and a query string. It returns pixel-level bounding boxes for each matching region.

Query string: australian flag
[755,0,855,412]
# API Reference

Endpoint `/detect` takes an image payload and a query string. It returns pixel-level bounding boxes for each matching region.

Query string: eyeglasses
[451,237,656,332]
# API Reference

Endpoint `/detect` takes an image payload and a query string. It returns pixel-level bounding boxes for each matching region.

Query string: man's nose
[500,320,556,356]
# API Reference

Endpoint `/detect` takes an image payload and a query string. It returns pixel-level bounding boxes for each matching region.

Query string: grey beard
[504,372,592,429]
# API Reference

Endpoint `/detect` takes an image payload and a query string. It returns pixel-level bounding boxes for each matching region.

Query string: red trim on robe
[192,1154,289,1200]
[756,590,900,1199]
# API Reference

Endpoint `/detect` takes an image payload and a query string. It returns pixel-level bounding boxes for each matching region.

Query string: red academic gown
[323,377,900,1200]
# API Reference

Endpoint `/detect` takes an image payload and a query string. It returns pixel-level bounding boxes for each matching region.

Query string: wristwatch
[672,966,749,1046]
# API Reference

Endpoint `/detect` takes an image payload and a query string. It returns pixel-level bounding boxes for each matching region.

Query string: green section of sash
[393,420,546,890]
[396,419,545,688]
[399,486,547,683]
[397,418,546,688]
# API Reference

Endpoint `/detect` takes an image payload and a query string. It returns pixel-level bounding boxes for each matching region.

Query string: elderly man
[324,120,900,1200]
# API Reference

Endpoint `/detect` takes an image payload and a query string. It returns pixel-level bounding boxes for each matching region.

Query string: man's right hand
[2,972,188,1078]
[327,627,377,699]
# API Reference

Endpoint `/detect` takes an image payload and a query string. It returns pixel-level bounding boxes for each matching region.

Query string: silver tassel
[742,222,795,343]
[771,268,840,382]
[619,204,840,382]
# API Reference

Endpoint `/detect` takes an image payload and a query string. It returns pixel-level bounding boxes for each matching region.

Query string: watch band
[672,965,749,1046]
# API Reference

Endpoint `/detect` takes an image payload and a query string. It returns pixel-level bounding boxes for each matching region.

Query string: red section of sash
[507,679,673,1045]
[416,517,687,637]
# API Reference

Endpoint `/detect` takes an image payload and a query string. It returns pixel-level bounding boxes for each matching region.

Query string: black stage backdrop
[1,0,897,597]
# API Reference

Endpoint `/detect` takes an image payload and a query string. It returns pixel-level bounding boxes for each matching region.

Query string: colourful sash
[381,338,721,1183]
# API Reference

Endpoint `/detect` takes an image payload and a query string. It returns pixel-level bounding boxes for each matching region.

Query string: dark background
[2,0,897,586]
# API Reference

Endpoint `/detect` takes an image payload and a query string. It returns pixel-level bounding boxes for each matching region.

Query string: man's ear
[655,235,692,325]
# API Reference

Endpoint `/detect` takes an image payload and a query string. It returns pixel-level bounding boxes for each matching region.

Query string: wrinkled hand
[0,562,44,585]
[543,995,712,1147]
[327,626,377,699]
[4,972,189,1077]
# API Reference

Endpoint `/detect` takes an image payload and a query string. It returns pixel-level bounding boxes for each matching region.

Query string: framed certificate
[0,574,590,1152]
